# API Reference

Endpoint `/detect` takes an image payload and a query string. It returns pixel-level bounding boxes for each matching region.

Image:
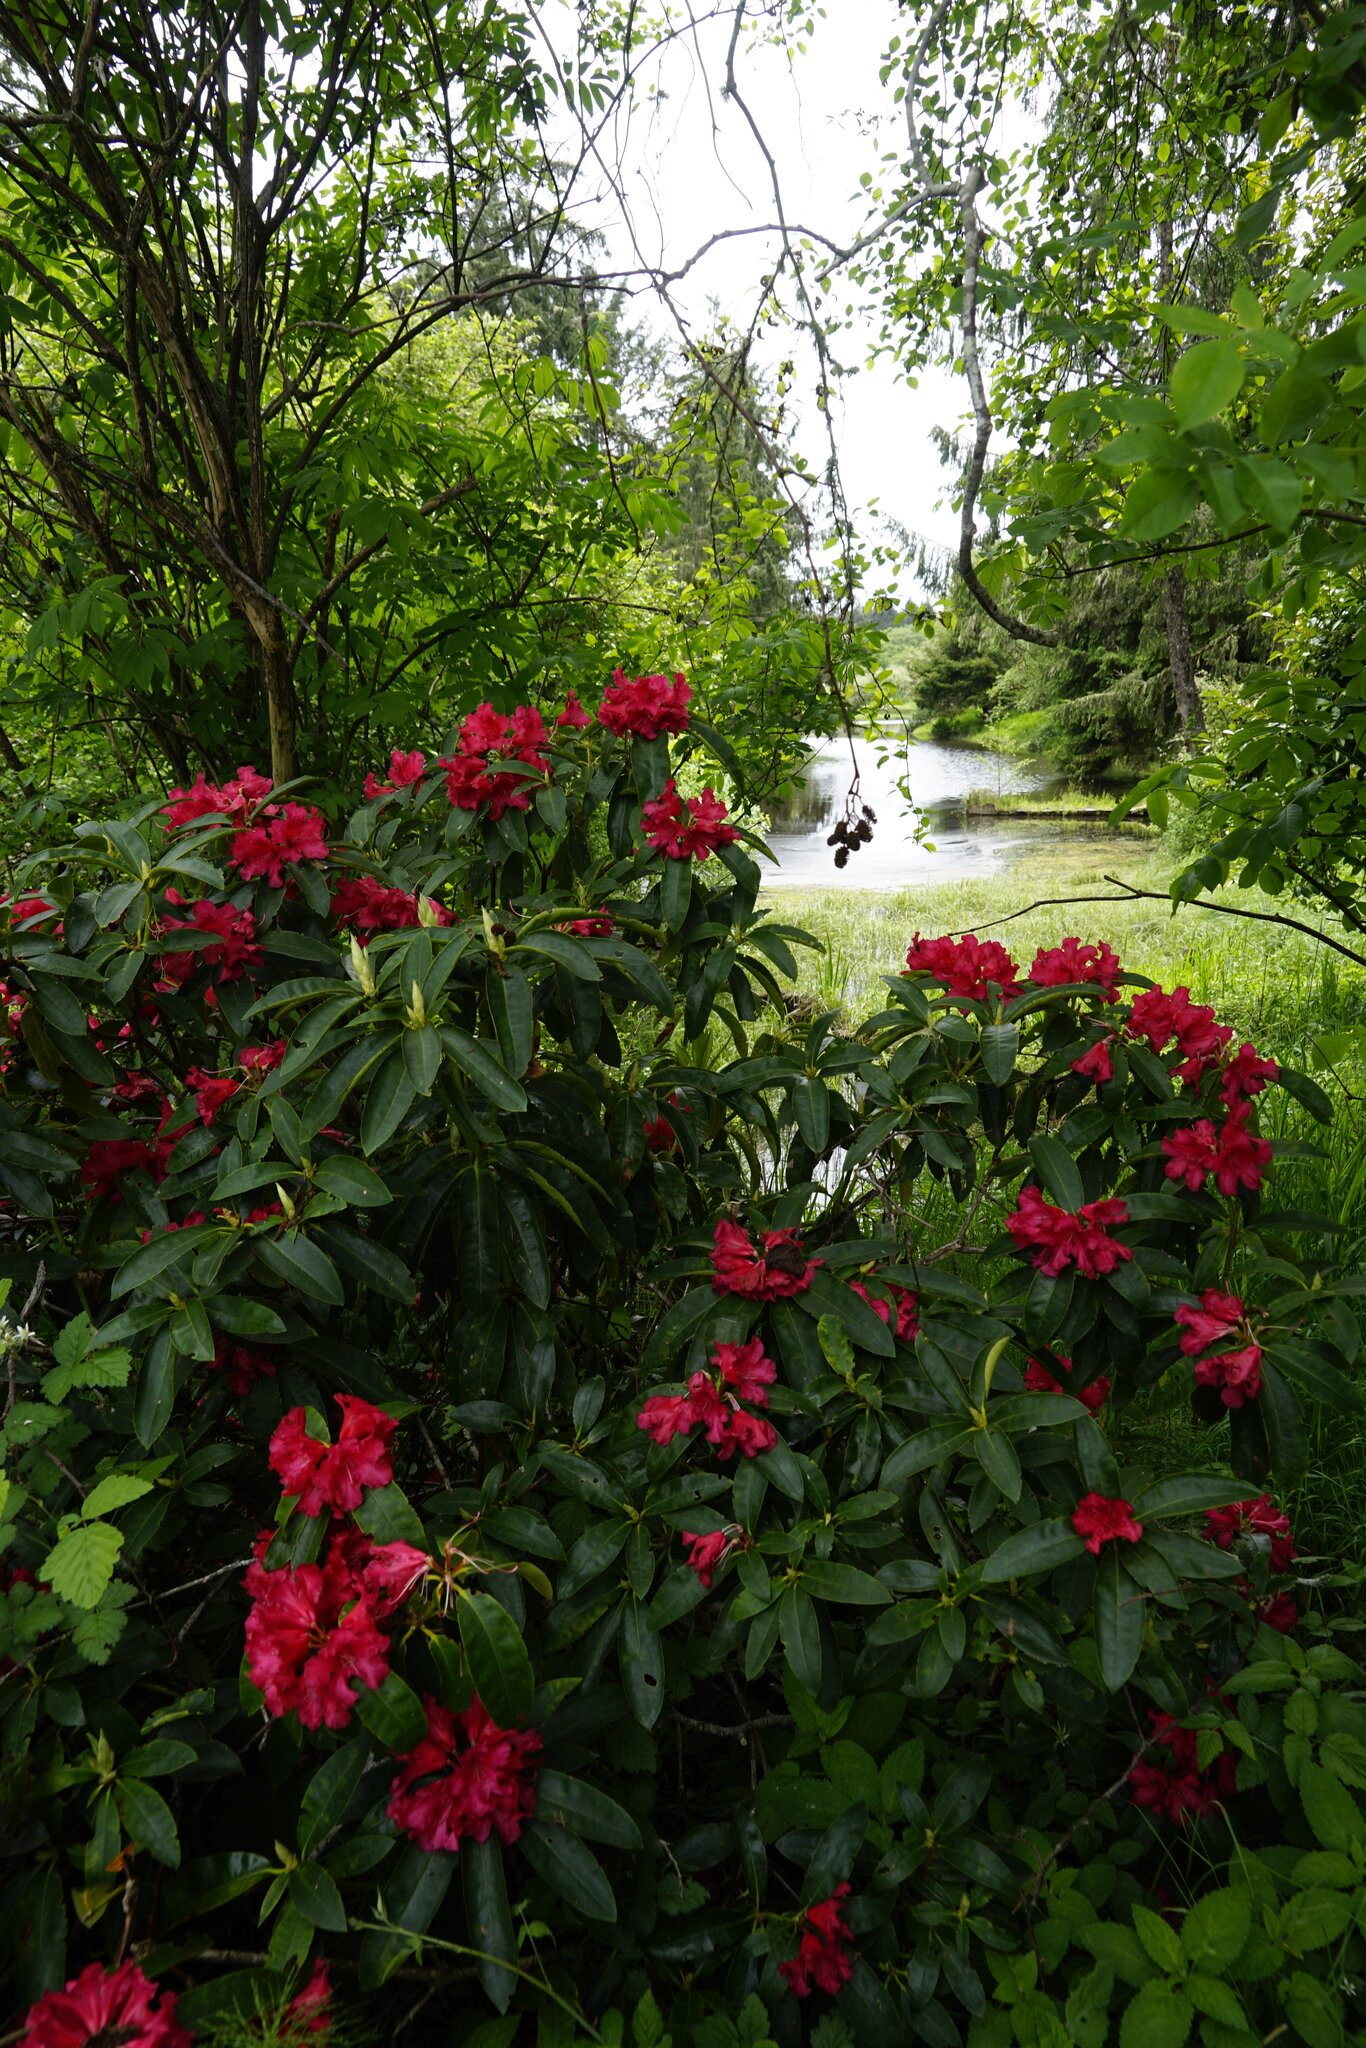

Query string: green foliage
[0,675,1362,2038]
[0,7,861,808]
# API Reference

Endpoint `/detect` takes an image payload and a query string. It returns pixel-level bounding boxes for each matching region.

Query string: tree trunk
[262,626,296,783]
[1162,566,1204,737]
[242,594,296,782]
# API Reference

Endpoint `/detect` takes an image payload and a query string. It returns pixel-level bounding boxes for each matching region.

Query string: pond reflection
[761,732,1123,891]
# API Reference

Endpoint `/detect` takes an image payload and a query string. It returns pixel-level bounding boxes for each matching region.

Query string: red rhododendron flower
[640,778,738,861]
[1193,1344,1263,1407]
[243,1550,390,1729]
[330,875,446,937]
[779,1885,855,1999]
[1162,1120,1219,1191]
[112,1067,163,1105]
[904,931,1019,999]
[231,803,330,887]
[268,1394,398,1514]
[1005,1185,1132,1278]
[138,1210,208,1247]
[597,667,692,739]
[720,1408,777,1459]
[3,892,60,927]
[1028,936,1122,999]
[850,1277,920,1342]
[156,897,263,986]
[643,1112,677,1154]
[1211,1104,1271,1195]
[162,764,272,829]
[1175,1289,1246,1356]
[184,1066,240,1125]
[1258,1592,1298,1633]
[283,1960,332,2039]
[681,1370,736,1447]
[1204,1495,1295,1571]
[209,1338,278,1397]
[1071,1037,1114,1084]
[441,703,549,819]
[637,1392,694,1445]
[713,1337,777,1406]
[1220,1042,1279,1106]
[1071,1492,1144,1553]
[79,1135,170,1200]
[1125,984,1233,1083]
[240,1038,288,1073]
[710,1218,820,1298]
[637,1341,780,1461]
[557,690,591,728]
[569,911,613,936]
[21,1961,190,2048]
[326,1527,431,1617]
[387,1694,541,1851]
[363,748,427,800]
[681,1528,733,1586]
[1024,1355,1110,1413]
[1128,1711,1236,1825]
[1124,985,1183,1052]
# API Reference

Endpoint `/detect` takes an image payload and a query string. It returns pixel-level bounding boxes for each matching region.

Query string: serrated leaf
[41,1522,124,1609]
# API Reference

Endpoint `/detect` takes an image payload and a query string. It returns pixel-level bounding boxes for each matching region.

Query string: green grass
[768,844,1366,1568]
[956,785,1149,819]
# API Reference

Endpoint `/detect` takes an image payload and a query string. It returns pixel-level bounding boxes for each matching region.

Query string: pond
[759,731,1135,891]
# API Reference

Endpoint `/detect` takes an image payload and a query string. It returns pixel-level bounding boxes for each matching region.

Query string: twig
[673,1711,792,1737]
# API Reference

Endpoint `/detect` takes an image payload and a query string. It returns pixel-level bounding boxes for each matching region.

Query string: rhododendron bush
[1,673,1365,2045]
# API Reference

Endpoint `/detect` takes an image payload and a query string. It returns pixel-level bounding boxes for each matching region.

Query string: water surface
[761,732,1129,892]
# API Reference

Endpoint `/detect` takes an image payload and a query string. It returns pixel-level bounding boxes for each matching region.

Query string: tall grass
[767,845,1366,1566]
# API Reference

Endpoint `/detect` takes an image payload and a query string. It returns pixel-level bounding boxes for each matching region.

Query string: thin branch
[950,875,1366,973]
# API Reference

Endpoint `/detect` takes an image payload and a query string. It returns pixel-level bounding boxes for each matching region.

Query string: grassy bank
[769,845,1366,1567]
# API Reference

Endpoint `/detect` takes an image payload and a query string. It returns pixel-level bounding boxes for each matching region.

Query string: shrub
[1,678,1364,2044]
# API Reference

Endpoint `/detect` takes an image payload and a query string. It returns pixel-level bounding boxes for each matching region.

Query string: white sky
[543,1,969,598]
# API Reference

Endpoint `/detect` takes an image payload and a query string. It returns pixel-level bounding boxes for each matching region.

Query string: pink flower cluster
[155,893,263,989]
[441,703,549,818]
[364,747,427,800]
[387,1694,542,1852]
[640,778,737,862]
[268,1394,398,1514]
[1175,1288,1263,1408]
[597,668,692,739]
[637,1337,779,1461]
[331,874,453,939]
[1161,1104,1272,1200]
[1024,1353,1110,1413]
[245,1394,426,1728]
[1126,984,1233,1083]
[850,1275,919,1342]
[1129,1710,1237,1825]
[1006,1186,1132,1279]
[21,1961,190,2048]
[80,1132,174,1200]
[904,931,1020,999]
[1204,1493,1295,1571]
[1071,1492,1143,1553]
[162,764,272,828]
[779,1885,855,1999]
[680,1525,745,1586]
[1028,937,1122,1000]
[710,1218,820,1299]
[231,803,330,888]
[210,1336,278,1397]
